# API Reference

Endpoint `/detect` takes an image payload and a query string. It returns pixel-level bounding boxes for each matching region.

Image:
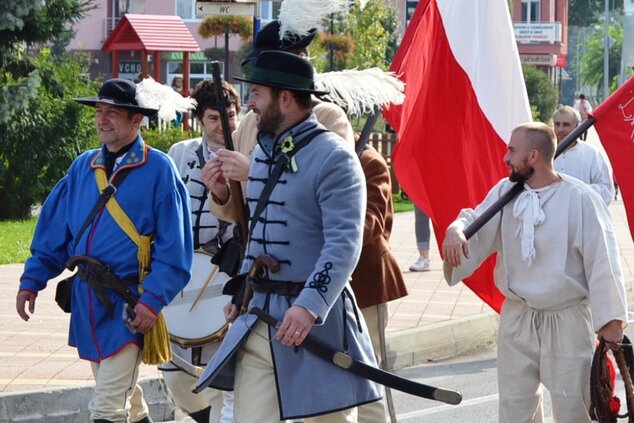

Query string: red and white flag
[592,76,634,241]
[383,0,531,312]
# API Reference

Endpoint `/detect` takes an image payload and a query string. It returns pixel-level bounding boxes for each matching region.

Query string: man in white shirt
[552,105,614,205]
[443,122,627,423]
[573,93,593,140]
[163,79,240,423]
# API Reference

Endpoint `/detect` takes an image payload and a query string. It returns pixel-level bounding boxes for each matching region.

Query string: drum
[163,250,232,348]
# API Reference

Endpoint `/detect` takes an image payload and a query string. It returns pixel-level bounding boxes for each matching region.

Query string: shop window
[167,61,224,91]
[521,0,540,22]
[177,0,195,20]
[406,1,419,28]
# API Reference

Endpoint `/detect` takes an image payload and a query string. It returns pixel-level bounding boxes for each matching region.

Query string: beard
[256,100,284,134]
[509,164,534,183]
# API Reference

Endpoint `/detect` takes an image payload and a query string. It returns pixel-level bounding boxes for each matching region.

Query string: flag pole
[463,117,596,239]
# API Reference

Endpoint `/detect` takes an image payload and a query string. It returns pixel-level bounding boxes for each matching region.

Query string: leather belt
[249,277,304,296]
[67,255,139,318]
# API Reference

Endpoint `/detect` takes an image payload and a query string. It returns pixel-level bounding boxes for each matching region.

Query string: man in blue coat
[197,51,381,422]
[16,78,193,423]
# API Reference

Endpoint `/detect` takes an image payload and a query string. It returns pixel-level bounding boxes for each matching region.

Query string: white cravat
[512,186,545,266]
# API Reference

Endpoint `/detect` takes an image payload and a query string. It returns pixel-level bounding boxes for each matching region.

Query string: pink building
[390,0,568,82]
[69,0,261,91]
[511,0,569,79]
[71,0,568,88]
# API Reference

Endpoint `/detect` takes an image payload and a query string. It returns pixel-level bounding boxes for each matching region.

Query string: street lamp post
[329,13,335,71]
[224,25,230,82]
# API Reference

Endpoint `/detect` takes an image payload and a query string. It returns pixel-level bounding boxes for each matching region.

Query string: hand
[215,149,250,182]
[224,302,238,323]
[130,303,157,334]
[16,289,37,321]
[201,157,229,204]
[442,225,469,267]
[598,319,624,350]
[275,305,316,347]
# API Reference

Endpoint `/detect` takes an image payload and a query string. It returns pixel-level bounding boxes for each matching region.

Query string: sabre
[355,103,399,421]
[250,307,463,405]
[170,354,203,379]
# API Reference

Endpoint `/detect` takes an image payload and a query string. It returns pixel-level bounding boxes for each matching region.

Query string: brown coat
[350,146,409,308]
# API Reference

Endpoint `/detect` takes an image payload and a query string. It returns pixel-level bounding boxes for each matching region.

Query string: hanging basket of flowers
[320,33,355,62]
[198,15,253,41]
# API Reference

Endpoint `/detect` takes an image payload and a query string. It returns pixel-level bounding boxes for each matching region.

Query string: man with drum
[163,79,241,423]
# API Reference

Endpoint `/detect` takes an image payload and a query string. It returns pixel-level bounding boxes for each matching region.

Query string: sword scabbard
[250,307,463,405]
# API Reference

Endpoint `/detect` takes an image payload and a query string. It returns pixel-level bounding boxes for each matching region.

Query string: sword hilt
[251,306,281,329]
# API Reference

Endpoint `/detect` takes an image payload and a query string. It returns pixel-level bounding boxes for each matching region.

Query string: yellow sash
[95,168,172,365]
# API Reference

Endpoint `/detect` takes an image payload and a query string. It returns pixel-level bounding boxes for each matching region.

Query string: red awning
[102,14,200,52]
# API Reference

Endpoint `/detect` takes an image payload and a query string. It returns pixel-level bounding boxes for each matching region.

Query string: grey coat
[196,113,382,419]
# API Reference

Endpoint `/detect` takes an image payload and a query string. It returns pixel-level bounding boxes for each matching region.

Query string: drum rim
[166,249,230,348]
[170,323,230,348]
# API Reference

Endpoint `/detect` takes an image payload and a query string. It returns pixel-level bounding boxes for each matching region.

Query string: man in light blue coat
[197,51,382,422]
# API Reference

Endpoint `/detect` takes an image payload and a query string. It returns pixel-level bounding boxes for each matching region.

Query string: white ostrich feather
[135,78,197,121]
[314,68,405,116]
[278,0,353,41]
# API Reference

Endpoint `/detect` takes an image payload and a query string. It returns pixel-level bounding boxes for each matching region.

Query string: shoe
[409,257,430,272]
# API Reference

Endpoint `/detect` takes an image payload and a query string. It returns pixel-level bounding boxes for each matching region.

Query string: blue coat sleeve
[293,145,366,323]
[20,176,73,292]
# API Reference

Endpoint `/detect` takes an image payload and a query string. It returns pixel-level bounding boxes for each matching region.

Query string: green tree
[316,0,399,72]
[0,50,100,219]
[0,0,97,219]
[522,65,558,122]
[0,0,94,123]
[347,0,399,69]
[569,0,623,27]
[577,20,623,98]
[569,0,603,27]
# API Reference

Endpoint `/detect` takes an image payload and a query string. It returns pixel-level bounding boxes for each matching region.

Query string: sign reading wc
[196,1,255,17]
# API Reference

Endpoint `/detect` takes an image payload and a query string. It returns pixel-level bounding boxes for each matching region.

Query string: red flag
[592,76,634,241]
[383,0,531,312]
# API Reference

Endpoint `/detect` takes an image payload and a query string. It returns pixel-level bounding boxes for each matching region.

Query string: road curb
[386,311,500,370]
[0,313,500,422]
[0,378,176,423]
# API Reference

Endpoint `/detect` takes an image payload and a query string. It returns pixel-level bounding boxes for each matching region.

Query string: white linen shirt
[445,176,627,333]
[554,141,614,205]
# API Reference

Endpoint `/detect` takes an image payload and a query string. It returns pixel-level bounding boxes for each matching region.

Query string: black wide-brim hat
[241,20,317,67]
[234,50,329,96]
[74,78,159,117]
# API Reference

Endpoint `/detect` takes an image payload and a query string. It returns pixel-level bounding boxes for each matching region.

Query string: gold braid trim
[95,169,172,365]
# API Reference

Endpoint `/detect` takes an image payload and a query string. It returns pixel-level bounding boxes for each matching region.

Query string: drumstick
[189,265,219,312]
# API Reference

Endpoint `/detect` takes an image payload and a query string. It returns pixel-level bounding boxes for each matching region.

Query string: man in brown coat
[352,142,409,421]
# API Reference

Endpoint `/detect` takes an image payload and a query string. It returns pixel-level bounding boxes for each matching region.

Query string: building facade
[391,0,569,79]
[69,0,283,91]
[69,0,568,87]
[511,0,569,81]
